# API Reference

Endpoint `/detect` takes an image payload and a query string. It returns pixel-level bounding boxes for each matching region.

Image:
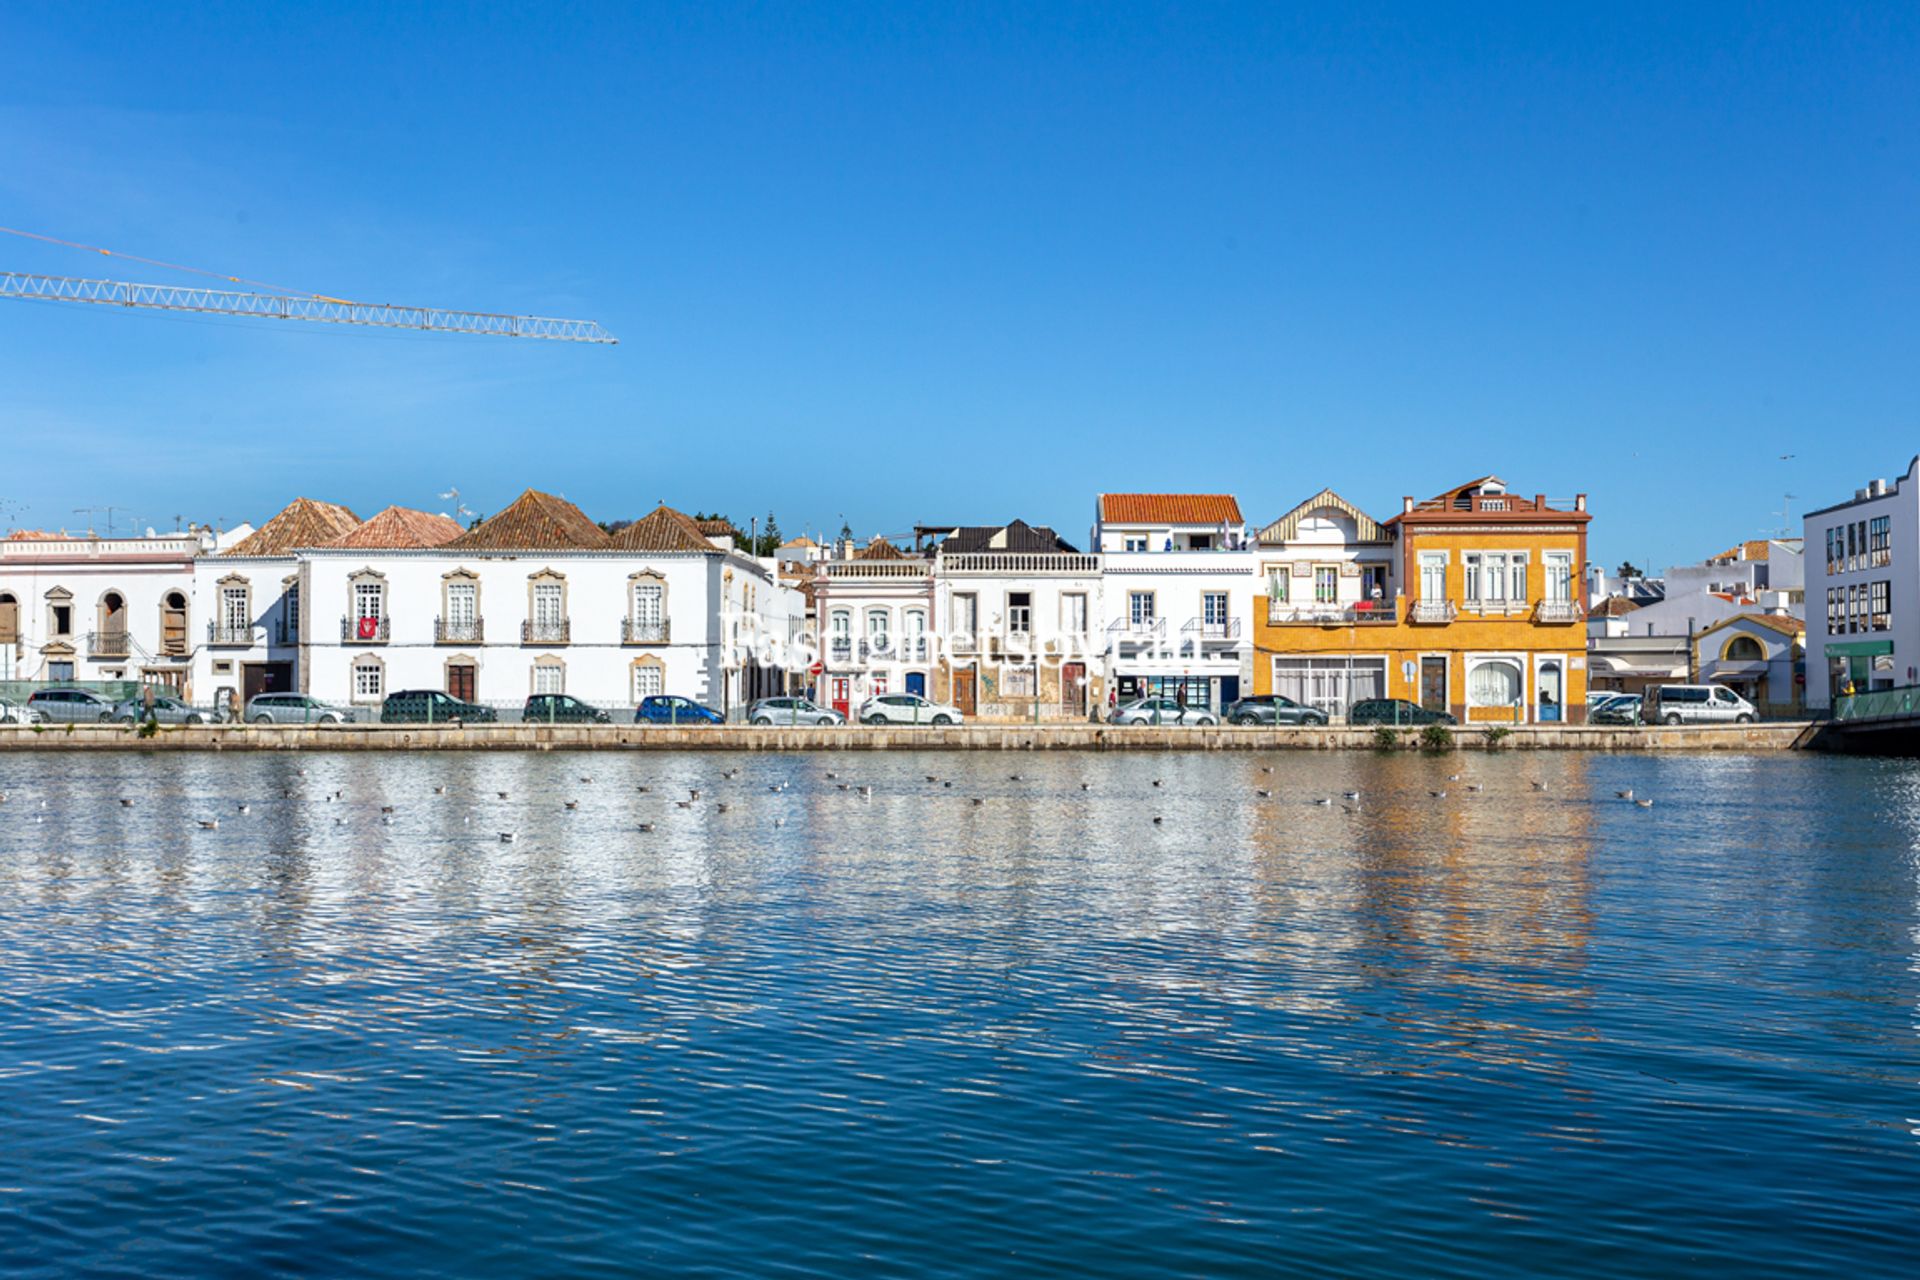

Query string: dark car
[1347,698,1456,726]
[635,695,725,726]
[26,687,116,723]
[1588,694,1642,726]
[1224,694,1328,726]
[380,689,498,724]
[524,694,610,724]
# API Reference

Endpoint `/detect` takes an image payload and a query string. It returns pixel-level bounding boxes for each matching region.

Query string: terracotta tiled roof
[328,506,465,550]
[853,537,910,560]
[1712,539,1773,563]
[694,518,737,538]
[446,490,611,551]
[1100,494,1242,525]
[610,504,717,553]
[225,497,360,556]
[6,529,65,540]
[1697,612,1805,640]
[1592,595,1642,618]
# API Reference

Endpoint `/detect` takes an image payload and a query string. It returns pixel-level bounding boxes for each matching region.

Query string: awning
[1588,654,1685,677]
[1827,639,1894,657]
[1703,660,1770,681]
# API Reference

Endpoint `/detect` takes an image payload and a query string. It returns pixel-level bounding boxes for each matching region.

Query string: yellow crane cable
[0,224,357,304]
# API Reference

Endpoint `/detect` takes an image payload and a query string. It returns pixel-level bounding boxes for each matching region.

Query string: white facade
[1803,457,1914,709]
[190,551,303,712]
[932,542,1104,720]
[813,544,936,714]
[1694,615,1804,715]
[299,546,795,713]
[0,531,208,692]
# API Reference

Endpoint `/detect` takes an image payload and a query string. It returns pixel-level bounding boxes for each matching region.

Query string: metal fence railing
[1834,685,1920,722]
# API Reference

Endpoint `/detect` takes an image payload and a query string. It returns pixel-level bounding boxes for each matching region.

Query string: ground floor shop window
[1467,658,1522,709]
[1269,657,1385,718]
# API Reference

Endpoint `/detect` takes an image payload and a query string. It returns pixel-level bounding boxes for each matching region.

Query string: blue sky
[1,2,1914,571]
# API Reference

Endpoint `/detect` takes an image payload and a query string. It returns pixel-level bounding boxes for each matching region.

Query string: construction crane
[0,226,616,343]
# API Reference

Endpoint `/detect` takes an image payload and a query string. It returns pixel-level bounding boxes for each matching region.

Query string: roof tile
[446,490,611,551]
[328,506,466,550]
[224,498,360,556]
[610,504,717,553]
[1100,494,1242,525]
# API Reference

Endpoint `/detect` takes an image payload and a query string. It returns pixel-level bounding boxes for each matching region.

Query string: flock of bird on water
[0,766,1656,842]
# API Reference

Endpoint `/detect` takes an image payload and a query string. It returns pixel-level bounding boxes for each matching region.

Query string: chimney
[1534,494,1546,510]
[1575,493,1587,512]
[1402,496,1414,514]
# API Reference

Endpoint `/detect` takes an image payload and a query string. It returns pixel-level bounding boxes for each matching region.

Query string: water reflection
[0,749,1915,1278]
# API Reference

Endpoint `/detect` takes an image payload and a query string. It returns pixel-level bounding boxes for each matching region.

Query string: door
[1420,657,1448,714]
[162,593,188,655]
[1060,662,1085,715]
[243,665,269,704]
[830,677,851,717]
[1537,660,1563,723]
[952,667,977,715]
[448,663,477,703]
[905,672,927,698]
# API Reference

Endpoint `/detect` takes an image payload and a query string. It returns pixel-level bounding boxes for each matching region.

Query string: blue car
[635,695,725,726]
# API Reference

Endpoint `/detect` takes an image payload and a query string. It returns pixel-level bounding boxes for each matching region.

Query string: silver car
[749,697,844,726]
[110,694,210,725]
[26,688,117,723]
[0,697,47,725]
[856,693,964,726]
[1112,697,1219,726]
[245,692,351,725]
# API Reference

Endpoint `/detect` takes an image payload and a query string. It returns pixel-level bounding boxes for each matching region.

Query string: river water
[0,750,1915,1277]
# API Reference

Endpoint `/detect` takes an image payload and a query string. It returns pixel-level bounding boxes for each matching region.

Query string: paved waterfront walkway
[0,723,1813,751]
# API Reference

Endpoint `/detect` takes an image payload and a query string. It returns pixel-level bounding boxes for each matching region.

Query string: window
[1870,515,1891,567]
[1509,553,1528,603]
[533,583,563,626]
[1544,552,1573,602]
[1419,553,1447,601]
[1188,534,1214,551]
[866,608,890,651]
[1468,659,1522,707]
[1203,592,1230,629]
[1007,592,1032,635]
[1726,636,1765,662]
[952,593,978,641]
[447,582,476,626]
[905,610,928,659]
[1314,567,1338,604]
[632,581,663,626]
[1847,521,1858,570]
[1062,593,1088,636]
[51,603,72,636]
[49,660,74,682]
[1129,591,1155,627]
[632,663,663,701]
[1826,587,1841,634]
[1266,566,1289,603]
[1002,666,1037,697]
[1123,535,1148,553]
[352,659,384,702]
[354,581,384,621]
[284,584,299,638]
[1870,580,1891,630]
[533,662,564,695]
[1360,564,1387,600]
[222,586,249,632]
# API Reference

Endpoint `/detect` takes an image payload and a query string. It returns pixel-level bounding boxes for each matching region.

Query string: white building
[1093,493,1256,710]
[1803,458,1913,708]
[1694,614,1805,715]
[191,497,363,712]
[0,527,211,693]
[928,520,1103,720]
[813,537,935,716]
[299,491,797,714]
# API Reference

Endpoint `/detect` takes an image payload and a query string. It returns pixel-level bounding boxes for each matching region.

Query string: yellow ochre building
[1252,476,1591,722]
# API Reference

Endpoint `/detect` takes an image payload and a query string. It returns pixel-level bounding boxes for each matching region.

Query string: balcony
[623,618,670,644]
[1107,616,1164,647]
[436,617,484,644]
[208,624,255,646]
[829,638,854,663]
[342,615,390,643]
[1534,600,1583,624]
[938,552,1101,575]
[860,638,896,662]
[88,630,131,658]
[273,623,298,646]
[1182,616,1243,643]
[949,632,979,654]
[522,619,571,645]
[1410,600,1457,624]
[1266,602,1398,626]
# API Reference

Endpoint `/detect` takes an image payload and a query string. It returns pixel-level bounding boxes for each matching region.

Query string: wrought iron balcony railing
[342,615,390,643]
[522,619,571,645]
[623,618,669,644]
[1410,600,1457,624]
[88,629,131,658]
[436,617,484,644]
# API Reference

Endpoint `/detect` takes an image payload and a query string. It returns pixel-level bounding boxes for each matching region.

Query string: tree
[1616,561,1642,580]
[759,511,782,557]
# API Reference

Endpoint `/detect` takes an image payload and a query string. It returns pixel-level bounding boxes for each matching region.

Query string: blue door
[905,672,927,698]
[1538,661,1564,722]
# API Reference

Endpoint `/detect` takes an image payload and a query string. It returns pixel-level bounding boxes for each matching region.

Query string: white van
[1644,684,1758,725]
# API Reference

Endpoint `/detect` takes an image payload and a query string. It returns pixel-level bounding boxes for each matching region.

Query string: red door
[830,677,851,717]
[448,663,477,702]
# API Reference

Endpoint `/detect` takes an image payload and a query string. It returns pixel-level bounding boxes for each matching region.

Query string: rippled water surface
[1,749,1916,1277]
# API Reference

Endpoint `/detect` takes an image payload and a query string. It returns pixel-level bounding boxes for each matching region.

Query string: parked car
[635,695,725,726]
[749,697,845,726]
[1224,694,1328,726]
[110,694,208,725]
[856,693,963,726]
[246,692,350,724]
[380,690,498,724]
[1111,697,1219,727]
[1643,684,1757,725]
[26,688,117,723]
[524,693,611,724]
[0,697,47,725]
[1347,698,1456,726]
[1588,694,1643,726]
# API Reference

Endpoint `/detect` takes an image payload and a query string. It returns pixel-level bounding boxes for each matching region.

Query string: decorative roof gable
[224,497,361,556]
[446,490,611,551]
[1258,488,1389,545]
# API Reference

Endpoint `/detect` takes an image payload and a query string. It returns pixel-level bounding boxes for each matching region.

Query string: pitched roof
[610,504,717,553]
[224,497,360,556]
[328,506,465,550]
[938,519,1079,554]
[1712,539,1776,563]
[1592,595,1642,618]
[1697,612,1805,641]
[445,490,611,551]
[1099,494,1242,525]
[1258,488,1389,545]
[853,537,910,560]
[779,535,818,548]
[694,518,737,538]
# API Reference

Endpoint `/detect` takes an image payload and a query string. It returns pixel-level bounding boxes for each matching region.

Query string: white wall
[0,535,203,686]
[1803,456,1918,708]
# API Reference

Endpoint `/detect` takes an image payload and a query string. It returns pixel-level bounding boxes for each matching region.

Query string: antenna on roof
[438,485,476,523]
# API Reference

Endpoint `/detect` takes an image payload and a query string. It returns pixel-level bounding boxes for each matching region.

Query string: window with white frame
[1007,592,1032,635]
[1467,659,1521,707]
[1509,553,1528,604]
[447,581,477,627]
[532,583,564,627]
[1266,566,1289,603]
[533,662,564,695]
[905,610,927,659]
[354,581,384,621]
[1544,552,1574,602]
[1419,552,1447,601]
[352,658,384,702]
[632,581,663,626]
[951,593,977,641]
[1123,535,1148,552]
[1314,567,1338,604]
[1062,593,1088,636]
[1203,592,1229,630]
[632,663,663,701]
[1129,591,1155,626]
[867,607,890,652]
[1003,666,1037,697]
[830,610,852,658]
[221,586,249,632]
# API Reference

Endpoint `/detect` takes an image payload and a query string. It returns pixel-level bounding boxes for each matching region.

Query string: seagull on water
[638,822,654,833]
[1616,789,1634,800]
[563,800,579,810]
[120,798,134,808]
[1256,788,1272,798]
[1342,791,1360,800]
[1635,798,1655,808]
[499,832,516,843]
[1429,790,1447,799]
[197,818,219,830]
[236,803,250,813]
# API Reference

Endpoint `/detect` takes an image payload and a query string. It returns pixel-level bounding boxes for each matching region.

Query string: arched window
[867,607,890,655]
[0,592,17,644]
[1467,659,1522,707]
[830,610,852,660]
[1725,635,1765,662]
[160,591,189,656]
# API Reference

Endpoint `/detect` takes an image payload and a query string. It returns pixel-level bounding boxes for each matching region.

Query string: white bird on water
[197,818,219,830]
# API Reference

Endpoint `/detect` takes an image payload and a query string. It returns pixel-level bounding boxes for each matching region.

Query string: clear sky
[2,2,1914,572]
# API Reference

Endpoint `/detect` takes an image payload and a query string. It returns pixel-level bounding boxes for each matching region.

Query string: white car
[1112,697,1219,726]
[856,693,963,726]
[0,697,47,725]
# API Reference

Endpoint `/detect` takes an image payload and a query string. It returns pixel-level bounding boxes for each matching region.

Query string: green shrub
[136,719,160,740]
[1419,722,1454,751]
[1372,726,1403,750]
[1484,725,1513,747]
